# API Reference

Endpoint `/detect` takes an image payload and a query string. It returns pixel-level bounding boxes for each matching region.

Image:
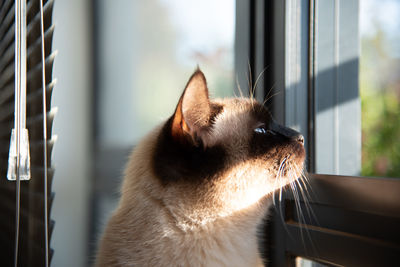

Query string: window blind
[0,0,55,266]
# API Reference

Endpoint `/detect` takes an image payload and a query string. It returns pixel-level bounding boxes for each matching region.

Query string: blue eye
[254,127,267,134]
[254,127,276,135]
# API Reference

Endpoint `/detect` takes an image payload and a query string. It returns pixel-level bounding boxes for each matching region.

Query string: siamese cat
[96,70,305,267]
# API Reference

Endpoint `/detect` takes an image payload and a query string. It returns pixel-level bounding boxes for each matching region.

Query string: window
[360,0,400,178]
[256,0,400,266]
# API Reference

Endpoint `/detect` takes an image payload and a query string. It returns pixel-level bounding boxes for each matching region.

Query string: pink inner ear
[171,97,190,142]
[170,69,212,144]
[181,70,211,130]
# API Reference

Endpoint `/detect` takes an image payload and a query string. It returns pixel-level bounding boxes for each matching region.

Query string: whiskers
[272,156,288,207]
[235,63,279,104]
[272,158,318,257]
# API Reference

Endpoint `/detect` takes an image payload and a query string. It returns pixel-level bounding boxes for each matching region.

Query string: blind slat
[0,0,56,265]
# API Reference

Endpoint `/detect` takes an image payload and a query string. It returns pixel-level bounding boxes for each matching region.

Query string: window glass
[360,0,400,178]
[98,0,235,149]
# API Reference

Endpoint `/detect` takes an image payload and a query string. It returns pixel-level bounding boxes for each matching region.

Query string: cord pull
[7,129,31,181]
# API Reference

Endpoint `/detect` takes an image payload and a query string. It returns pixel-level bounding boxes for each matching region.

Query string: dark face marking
[153,107,226,186]
[153,100,305,187]
[250,129,304,161]
[249,104,305,171]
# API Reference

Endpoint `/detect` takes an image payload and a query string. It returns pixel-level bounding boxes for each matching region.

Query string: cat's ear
[171,69,212,146]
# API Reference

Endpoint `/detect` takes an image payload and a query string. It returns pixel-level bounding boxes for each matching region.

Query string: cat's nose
[296,134,304,145]
[269,121,304,144]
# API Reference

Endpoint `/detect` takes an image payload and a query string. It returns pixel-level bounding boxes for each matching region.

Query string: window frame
[235,0,400,266]
[269,173,400,266]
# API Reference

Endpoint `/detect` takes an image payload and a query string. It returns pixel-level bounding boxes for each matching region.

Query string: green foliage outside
[360,28,400,178]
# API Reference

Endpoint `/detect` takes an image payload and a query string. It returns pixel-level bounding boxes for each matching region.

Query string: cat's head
[152,70,305,220]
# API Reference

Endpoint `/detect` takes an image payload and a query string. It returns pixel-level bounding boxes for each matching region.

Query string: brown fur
[95,70,305,267]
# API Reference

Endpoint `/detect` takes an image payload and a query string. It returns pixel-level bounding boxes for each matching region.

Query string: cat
[95,69,305,267]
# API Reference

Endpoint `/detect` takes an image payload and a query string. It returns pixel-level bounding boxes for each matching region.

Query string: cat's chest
[162,216,265,267]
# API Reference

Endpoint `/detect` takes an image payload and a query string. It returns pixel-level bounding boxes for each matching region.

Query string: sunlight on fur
[95,69,307,267]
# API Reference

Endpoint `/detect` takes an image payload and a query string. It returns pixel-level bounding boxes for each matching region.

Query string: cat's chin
[270,159,305,195]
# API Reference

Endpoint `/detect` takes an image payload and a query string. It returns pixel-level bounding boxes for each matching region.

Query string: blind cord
[39,0,49,266]
[13,0,22,265]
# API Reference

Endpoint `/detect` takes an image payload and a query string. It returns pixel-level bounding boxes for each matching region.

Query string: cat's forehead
[212,97,270,124]
[207,98,270,146]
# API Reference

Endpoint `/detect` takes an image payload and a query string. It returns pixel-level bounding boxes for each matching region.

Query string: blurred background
[51,0,236,266]
[360,0,400,178]
[49,0,400,266]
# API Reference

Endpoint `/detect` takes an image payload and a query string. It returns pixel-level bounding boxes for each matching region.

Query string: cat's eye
[254,127,276,135]
[254,127,267,134]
